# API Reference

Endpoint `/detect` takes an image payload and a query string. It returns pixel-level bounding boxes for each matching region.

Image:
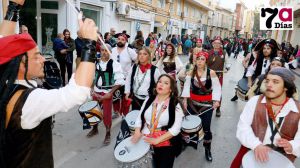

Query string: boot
[103,126,111,146]
[204,143,213,162]
[216,107,221,117]
[231,95,238,101]
[86,125,98,138]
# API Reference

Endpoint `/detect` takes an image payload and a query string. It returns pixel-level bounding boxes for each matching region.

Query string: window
[144,0,152,4]
[177,0,181,16]
[184,4,188,17]
[80,3,102,28]
[158,0,166,8]
[41,1,58,9]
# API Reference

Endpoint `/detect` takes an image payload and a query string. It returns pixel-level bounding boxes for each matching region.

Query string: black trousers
[153,146,175,168]
[57,55,73,86]
[131,95,145,111]
[187,104,213,142]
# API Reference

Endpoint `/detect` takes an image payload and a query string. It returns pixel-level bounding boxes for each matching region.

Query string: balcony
[186,0,214,11]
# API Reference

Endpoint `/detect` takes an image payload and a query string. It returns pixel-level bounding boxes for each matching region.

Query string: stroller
[43,54,62,129]
[43,55,62,89]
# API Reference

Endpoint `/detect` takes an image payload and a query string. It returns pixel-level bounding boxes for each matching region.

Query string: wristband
[4,1,22,22]
[81,39,96,63]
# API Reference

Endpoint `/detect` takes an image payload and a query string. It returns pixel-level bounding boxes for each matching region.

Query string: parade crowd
[1,1,300,168]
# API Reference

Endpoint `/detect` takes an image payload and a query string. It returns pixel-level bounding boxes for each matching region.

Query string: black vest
[191,68,212,95]
[94,59,114,89]
[130,64,156,96]
[4,85,53,168]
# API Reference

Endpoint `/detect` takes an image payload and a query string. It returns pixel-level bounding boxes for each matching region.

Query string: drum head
[125,110,140,128]
[242,150,295,168]
[182,115,202,130]
[79,101,98,112]
[114,136,150,163]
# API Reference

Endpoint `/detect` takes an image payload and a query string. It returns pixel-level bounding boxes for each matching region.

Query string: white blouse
[181,74,222,101]
[156,55,183,74]
[125,65,160,97]
[18,75,90,129]
[135,98,184,136]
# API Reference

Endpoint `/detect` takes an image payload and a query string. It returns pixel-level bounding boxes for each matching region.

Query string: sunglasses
[117,55,120,62]
[263,59,268,68]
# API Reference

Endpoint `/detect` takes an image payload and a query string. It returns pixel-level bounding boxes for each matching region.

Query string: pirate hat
[254,38,281,51]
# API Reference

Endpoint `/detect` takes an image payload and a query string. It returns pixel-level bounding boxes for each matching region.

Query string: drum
[242,150,295,168]
[114,136,152,168]
[125,110,140,133]
[78,101,103,129]
[181,115,202,133]
[236,78,249,101]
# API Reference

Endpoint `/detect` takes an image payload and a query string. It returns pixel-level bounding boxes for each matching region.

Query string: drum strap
[6,90,25,128]
[195,69,208,92]
[149,98,169,134]
[265,98,291,140]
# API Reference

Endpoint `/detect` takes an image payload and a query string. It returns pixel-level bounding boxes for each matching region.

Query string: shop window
[41,1,58,9]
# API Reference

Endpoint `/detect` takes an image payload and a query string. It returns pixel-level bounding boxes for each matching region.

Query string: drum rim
[78,101,98,112]
[114,136,150,163]
[181,115,202,130]
[125,110,140,127]
[242,150,295,168]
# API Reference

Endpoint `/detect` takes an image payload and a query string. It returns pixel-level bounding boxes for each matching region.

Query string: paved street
[53,53,300,168]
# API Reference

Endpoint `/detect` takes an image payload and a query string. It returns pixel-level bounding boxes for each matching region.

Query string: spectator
[145,33,153,47]
[20,25,28,34]
[104,32,113,47]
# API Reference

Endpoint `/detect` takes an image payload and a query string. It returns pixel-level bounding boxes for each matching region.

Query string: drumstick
[198,107,214,116]
[64,0,112,55]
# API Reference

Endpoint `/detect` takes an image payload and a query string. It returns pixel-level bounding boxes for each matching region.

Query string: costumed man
[111,32,137,116]
[0,1,98,167]
[207,36,225,117]
[246,39,280,88]
[231,67,300,168]
[88,44,125,145]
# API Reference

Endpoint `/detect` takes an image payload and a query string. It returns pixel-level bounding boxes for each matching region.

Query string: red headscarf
[196,51,209,60]
[196,38,202,43]
[0,34,37,65]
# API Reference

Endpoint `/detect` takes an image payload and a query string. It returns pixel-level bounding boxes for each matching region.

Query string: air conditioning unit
[116,2,130,15]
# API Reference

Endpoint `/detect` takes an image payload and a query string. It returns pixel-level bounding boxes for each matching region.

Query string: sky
[218,0,270,11]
